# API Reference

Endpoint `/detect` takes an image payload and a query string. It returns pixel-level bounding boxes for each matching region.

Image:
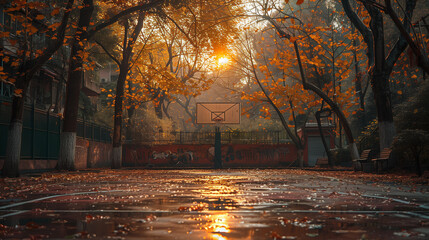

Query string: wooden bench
[316,157,329,167]
[353,149,372,171]
[372,148,392,173]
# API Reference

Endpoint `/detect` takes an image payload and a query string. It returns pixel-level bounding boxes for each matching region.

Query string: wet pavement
[1,169,429,239]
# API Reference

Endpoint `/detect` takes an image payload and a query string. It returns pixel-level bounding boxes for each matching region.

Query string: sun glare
[217,57,230,66]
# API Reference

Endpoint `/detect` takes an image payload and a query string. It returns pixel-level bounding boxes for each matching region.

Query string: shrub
[394,81,429,132]
[392,129,429,176]
[331,148,352,166]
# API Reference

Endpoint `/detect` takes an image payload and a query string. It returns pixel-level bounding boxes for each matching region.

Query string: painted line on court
[360,194,429,210]
[336,191,429,219]
[0,190,125,210]
[0,210,29,218]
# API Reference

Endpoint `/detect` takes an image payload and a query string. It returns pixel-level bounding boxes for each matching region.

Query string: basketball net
[213,118,224,129]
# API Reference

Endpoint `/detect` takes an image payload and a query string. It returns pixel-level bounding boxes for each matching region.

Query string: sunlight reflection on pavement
[0,169,428,239]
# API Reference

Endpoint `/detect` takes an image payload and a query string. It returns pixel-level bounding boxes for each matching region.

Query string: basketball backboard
[196,102,240,124]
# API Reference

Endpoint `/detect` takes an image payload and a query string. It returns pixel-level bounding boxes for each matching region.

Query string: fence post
[83,118,86,139]
[31,102,35,159]
[46,111,49,159]
[180,131,183,144]
[58,114,61,159]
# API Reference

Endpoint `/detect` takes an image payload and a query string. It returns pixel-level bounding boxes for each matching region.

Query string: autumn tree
[57,0,166,170]
[340,0,419,150]
[1,0,75,177]
[383,0,429,75]
[234,31,309,166]
[157,1,241,130]
[246,0,360,162]
[116,1,242,133]
[95,10,146,169]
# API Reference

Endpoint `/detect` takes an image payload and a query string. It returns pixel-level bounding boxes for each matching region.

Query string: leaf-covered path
[1,169,428,239]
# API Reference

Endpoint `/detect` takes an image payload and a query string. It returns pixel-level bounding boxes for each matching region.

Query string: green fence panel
[22,107,32,128]
[1,100,111,160]
[94,125,99,142]
[21,127,32,158]
[103,128,112,142]
[0,102,11,158]
[48,132,60,158]
[48,115,60,132]
[85,124,92,140]
[0,102,11,124]
[76,121,84,138]
[34,130,47,158]
[0,124,7,157]
[34,111,47,130]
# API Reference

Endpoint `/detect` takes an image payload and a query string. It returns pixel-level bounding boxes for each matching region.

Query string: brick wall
[123,143,297,168]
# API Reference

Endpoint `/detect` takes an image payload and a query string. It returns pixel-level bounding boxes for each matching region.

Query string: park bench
[353,149,372,172]
[316,157,329,167]
[372,148,392,173]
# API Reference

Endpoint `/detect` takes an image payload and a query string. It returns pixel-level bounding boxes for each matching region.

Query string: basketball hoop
[196,102,240,124]
[213,117,224,126]
[212,116,224,122]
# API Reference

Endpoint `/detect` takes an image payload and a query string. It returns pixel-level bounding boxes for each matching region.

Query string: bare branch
[95,40,121,66]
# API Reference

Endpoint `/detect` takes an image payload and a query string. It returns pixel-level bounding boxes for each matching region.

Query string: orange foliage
[240,0,363,131]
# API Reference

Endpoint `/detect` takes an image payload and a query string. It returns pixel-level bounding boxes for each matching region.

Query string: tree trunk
[378,121,395,150]
[297,148,304,168]
[57,0,94,170]
[2,77,28,177]
[58,46,84,171]
[111,11,145,169]
[372,72,395,151]
[58,132,76,170]
[125,97,136,141]
[369,9,395,150]
[2,121,23,177]
[112,67,127,169]
[352,32,366,132]
[112,146,122,169]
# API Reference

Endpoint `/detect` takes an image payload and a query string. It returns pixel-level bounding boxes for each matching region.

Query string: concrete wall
[123,143,297,168]
[75,138,112,169]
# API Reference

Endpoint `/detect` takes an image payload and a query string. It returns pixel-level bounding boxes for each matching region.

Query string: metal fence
[76,119,112,143]
[0,98,112,159]
[128,130,292,145]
